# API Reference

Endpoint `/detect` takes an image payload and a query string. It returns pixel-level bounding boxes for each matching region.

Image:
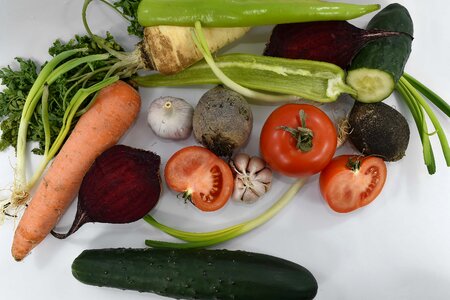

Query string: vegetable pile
[0,0,449,299]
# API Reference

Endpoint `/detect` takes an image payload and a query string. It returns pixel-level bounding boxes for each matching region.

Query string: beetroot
[52,145,161,239]
[263,21,407,68]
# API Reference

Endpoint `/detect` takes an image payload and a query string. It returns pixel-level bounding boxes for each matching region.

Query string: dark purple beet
[52,145,161,239]
[264,21,408,68]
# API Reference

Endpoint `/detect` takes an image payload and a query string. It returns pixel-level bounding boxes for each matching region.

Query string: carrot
[11,80,141,261]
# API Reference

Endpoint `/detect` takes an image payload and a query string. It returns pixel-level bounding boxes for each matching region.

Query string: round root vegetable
[193,86,253,157]
[52,145,161,239]
[348,101,410,161]
[11,81,141,261]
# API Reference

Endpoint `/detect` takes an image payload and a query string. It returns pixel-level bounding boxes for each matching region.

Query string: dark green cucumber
[347,3,414,102]
[72,248,318,300]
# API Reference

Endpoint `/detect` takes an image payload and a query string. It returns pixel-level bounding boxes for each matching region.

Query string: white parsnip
[142,26,250,74]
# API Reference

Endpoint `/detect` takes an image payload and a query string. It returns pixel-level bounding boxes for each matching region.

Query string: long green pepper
[137,0,381,27]
[133,53,356,103]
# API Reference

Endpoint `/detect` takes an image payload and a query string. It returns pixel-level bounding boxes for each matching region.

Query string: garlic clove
[231,177,246,201]
[241,188,260,204]
[247,156,267,175]
[250,180,269,197]
[232,153,250,174]
[254,168,273,185]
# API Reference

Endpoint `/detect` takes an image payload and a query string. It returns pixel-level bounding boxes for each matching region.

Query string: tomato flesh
[164,146,233,212]
[319,155,387,213]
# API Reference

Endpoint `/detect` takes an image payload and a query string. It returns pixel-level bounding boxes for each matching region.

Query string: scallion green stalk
[145,178,307,249]
[396,78,436,174]
[403,73,450,118]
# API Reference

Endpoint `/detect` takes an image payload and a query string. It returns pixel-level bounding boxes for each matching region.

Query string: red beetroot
[264,21,407,68]
[52,145,161,239]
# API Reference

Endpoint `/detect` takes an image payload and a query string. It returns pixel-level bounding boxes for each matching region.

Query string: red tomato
[319,155,387,213]
[260,104,337,177]
[164,146,234,212]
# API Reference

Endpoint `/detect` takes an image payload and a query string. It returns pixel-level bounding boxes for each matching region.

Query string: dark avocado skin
[348,101,410,162]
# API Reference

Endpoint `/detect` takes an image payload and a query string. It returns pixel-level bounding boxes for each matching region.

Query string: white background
[1,0,450,299]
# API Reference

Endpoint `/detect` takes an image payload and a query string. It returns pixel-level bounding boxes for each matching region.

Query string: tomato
[164,146,234,212]
[319,155,387,213]
[260,104,337,177]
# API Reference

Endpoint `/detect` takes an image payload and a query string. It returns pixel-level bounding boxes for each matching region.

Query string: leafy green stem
[145,178,308,249]
[396,77,436,174]
[191,21,298,104]
[400,77,450,166]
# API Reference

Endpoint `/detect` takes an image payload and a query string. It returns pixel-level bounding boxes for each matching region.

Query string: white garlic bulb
[230,153,273,203]
[147,96,194,140]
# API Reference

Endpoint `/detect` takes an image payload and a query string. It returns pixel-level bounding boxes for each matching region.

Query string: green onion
[396,78,436,174]
[396,75,450,174]
[145,178,307,249]
[403,73,450,118]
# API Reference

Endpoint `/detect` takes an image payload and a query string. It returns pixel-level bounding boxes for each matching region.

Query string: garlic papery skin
[147,96,194,140]
[230,153,273,204]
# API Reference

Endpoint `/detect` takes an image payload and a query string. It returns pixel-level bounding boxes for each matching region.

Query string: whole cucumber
[72,248,318,300]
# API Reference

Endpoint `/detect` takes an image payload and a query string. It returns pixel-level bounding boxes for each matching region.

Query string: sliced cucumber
[346,68,395,103]
[347,3,413,103]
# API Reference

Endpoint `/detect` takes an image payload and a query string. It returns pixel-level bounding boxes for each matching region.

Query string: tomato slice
[319,155,387,213]
[164,146,234,212]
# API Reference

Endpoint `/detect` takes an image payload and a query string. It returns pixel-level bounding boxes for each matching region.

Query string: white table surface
[1,0,450,299]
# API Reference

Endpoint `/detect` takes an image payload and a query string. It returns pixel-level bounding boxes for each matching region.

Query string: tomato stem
[346,156,361,171]
[278,109,314,152]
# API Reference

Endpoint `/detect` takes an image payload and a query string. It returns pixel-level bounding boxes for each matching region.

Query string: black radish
[51,145,161,239]
[264,21,408,68]
[348,101,410,162]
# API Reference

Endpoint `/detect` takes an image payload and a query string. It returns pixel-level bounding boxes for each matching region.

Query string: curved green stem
[41,85,51,157]
[403,73,450,118]
[14,48,86,194]
[145,178,308,249]
[396,78,436,174]
[192,21,299,104]
[400,77,450,166]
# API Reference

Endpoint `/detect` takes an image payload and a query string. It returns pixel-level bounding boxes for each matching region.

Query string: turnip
[193,86,253,157]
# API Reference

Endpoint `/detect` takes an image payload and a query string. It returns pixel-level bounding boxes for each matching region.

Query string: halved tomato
[319,155,387,213]
[164,146,234,212]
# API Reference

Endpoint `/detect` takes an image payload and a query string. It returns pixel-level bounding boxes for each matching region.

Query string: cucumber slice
[346,68,395,103]
[347,3,413,103]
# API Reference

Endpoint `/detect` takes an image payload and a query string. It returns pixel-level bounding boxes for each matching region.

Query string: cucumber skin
[72,248,318,300]
[349,3,414,83]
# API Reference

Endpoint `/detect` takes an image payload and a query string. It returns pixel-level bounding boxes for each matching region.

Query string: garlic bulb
[147,96,194,140]
[230,153,273,203]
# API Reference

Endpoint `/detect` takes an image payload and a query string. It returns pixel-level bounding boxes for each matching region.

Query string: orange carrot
[11,80,141,261]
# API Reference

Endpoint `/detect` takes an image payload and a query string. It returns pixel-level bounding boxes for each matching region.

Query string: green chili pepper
[132,53,356,103]
[137,0,380,27]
